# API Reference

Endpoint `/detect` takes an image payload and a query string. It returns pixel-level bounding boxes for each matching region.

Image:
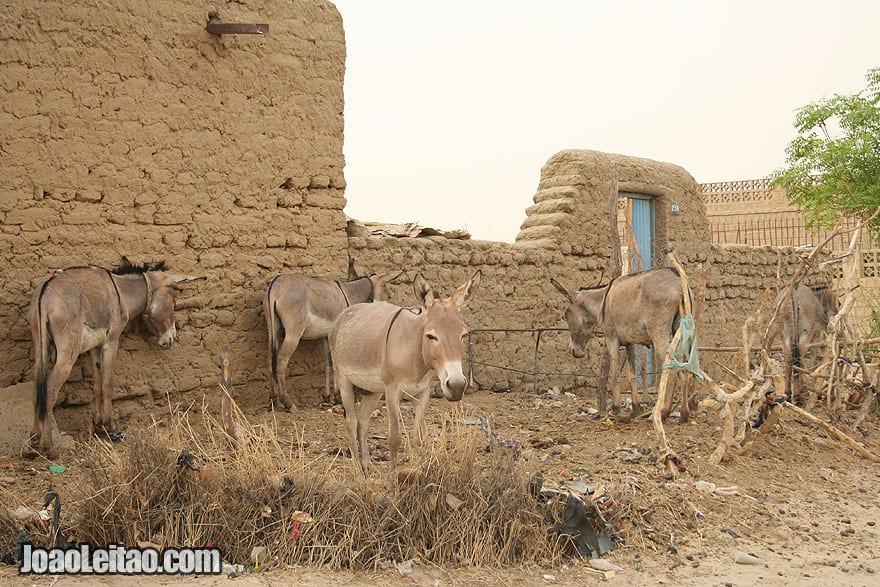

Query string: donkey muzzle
[569,345,585,359]
[439,363,468,401]
[158,324,177,349]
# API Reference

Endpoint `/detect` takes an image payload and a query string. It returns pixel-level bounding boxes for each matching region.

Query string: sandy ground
[1,379,879,586]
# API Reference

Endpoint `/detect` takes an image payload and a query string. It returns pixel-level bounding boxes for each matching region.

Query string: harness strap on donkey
[384,306,423,346]
[336,281,351,307]
[336,276,375,307]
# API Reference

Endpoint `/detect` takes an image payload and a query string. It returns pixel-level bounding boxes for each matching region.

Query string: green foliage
[773,67,880,229]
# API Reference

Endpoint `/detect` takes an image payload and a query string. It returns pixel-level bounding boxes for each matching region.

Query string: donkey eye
[426,333,438,342]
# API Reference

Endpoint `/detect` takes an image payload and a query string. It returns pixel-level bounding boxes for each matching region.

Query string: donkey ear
[347,258,364,280]
[550,278,571,302]
[381,270,404,285]
[451,270,481,308]
[167,275,207,285]
[413,274,435,307]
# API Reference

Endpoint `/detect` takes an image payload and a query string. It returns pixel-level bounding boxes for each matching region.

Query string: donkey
[264,261,402,411]
[552,267,689,420]
[29,260,202,459]
[767,284,837,405]
[328,271,480,474]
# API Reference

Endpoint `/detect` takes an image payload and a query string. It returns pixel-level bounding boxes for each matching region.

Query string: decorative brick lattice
[700,179,775,206]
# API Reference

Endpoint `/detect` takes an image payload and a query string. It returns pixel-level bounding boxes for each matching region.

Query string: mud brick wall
[0,0,829,412]
[674,243,832,381]
[349,150,764,394]
[0,1,348,405]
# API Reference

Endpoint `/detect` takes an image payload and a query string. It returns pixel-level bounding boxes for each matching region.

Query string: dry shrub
[73,402,566,570]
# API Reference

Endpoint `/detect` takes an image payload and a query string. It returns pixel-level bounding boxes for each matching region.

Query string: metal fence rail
[467,327,601,392]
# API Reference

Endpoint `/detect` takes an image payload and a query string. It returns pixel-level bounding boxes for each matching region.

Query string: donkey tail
[34,282,52,422]
[266,277,281,382]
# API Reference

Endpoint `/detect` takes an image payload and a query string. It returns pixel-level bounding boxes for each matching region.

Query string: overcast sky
[332,1,879,242]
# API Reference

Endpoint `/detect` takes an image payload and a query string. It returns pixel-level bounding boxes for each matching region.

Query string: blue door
[622,193,655,386]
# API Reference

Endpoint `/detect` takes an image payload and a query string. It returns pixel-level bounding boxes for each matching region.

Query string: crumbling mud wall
[0,0,348,406]
[0,2,830,414]
[349,149,825,393]
[349,150,828,391]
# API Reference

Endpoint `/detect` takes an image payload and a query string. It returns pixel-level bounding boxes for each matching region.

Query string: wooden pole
[782,401,879,462]
[600,179,622,414]
[219,346,238,442]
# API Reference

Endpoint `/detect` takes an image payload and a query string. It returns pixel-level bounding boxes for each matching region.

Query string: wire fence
[466,327,600,393]
[465,326,802,394]
[466,327,693,393]
[710,212,874,252]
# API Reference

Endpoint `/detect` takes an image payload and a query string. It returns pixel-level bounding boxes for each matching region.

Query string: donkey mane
[111,258,168,275]
[578,266,680,292]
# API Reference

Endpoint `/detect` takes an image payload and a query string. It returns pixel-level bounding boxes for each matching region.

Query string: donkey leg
[88,348,105,433]
[356,391,382,473]
[98,343,121,436]
[40,349,78,459]
[272,322,305,412]
[607,344,622,414]
[384,383,404,470]
[412,385,432,447]
[622,345,641,413]
[782,334,796,404]
[679,374,691,423]
[338,376,363,472]
[322,339,338,404]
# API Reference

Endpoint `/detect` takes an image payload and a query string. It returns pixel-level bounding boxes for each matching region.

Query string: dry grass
[70,400,573,570]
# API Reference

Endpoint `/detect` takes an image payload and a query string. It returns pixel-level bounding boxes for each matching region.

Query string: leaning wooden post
[599,178,622,414]
[219,346,238,443]
[651,248,693,476]
[782,400,879,462]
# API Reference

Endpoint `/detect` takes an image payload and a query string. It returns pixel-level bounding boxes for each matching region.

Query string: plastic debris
[250,546,268,568]
[396,559,415,576]
[568,479,595,495]
[223,563,245,577]
[292,510,313,523]
[48,464,66,474]
[734,551,763,565]
[695,480,743,497]
[589,558,623,572]
[445,493,464,510]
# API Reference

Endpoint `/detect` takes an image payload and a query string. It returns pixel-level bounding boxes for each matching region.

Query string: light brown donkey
[329,271,480,474]
[29,260,203,459]
[264,263,402,411]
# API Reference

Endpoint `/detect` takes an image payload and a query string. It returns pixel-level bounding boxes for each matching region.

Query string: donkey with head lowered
[552,267,690,419]
[29,260,202,459]
[264,260,402,411]
[767,284,837,405]
[329,271,480,474]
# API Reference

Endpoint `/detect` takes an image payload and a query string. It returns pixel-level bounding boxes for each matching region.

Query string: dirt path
[2,380,878,586]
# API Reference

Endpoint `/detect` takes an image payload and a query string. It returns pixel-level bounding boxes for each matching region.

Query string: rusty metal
[206,18,269,36]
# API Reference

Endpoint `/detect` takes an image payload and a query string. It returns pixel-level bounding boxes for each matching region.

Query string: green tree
[774,66,880,228]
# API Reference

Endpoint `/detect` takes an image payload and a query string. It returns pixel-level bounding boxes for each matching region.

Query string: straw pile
[71,404,573,569]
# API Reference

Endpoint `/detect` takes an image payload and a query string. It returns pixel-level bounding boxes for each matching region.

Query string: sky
[332,0,880,242]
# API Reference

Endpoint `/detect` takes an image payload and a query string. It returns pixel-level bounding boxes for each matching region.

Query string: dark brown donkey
[29,260,203,458]
[767,284,837,405]
[264,264,402,411]
[552,267,690,419]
